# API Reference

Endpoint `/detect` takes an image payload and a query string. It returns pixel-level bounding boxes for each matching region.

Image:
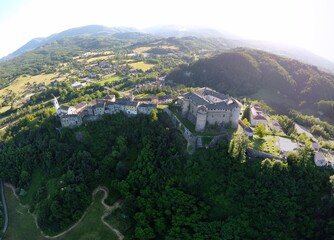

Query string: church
[181,88,241,132]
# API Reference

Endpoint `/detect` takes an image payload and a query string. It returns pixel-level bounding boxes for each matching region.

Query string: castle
[53,95,157,128]
[181,88,241,132]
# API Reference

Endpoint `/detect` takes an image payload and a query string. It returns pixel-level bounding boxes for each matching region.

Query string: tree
[254,124,266,138]
[242,118,251,127]
[229,133,249,162]
[150,109,158,122]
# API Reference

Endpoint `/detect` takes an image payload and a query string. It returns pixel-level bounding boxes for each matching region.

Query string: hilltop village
[54,94,157,127]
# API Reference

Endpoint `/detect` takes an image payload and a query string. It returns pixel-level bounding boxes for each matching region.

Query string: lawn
[4,186,120,240]
[129,61,155,72]
[20,170,44,205]
[104,208,133,238]
[252,135,279,155]
[57,190,118,240]
[4,186,45,240]
[98,74,122,85]
[0,73,57,104]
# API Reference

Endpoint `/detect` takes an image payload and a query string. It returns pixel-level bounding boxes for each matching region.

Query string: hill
[167,48,334,113]
[0,25,148,62]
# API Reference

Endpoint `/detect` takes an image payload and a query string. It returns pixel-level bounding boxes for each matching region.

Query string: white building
[314,152,327,167]
[250,105,267,126]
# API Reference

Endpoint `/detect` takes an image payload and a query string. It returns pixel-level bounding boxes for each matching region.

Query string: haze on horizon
[1,0,333,62]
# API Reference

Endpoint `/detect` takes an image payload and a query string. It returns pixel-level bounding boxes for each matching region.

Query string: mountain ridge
[1,24,334,74]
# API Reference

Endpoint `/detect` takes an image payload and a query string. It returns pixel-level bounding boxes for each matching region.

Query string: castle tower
[53,96,60,111]
[195,105,207,132]
[230,99,242,128]
[181,97,190,117]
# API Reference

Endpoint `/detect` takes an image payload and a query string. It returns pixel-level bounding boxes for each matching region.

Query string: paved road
[0,179,8,240]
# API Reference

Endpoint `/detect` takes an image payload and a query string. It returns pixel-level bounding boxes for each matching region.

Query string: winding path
[4,184,123,240]
[0,179,8,240]
[93,187,124,240]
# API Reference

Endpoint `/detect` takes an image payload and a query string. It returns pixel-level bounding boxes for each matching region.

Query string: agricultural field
[129,61,155,72]
[0,73,57,104]
[98,74,122,86]
[160,45,179,50]
[133,46,152,53]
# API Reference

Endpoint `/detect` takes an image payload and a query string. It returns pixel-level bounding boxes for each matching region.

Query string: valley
[0,25,334,239]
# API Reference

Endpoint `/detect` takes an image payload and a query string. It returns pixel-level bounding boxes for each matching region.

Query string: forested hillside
[0,111,333,239]
[167,48,334,112]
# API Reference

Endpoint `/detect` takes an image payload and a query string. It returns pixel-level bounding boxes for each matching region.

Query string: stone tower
[195,105,207,132]
[181,97,190,117]
[53,96,60,111]
[230,99,242,128]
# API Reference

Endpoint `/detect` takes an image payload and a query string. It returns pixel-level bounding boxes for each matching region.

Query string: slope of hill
[231,40,334,73]
[167,48,334,111]
[0,25,140,62]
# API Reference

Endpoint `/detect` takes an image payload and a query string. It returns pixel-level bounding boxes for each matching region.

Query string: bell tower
[53,96,60,111]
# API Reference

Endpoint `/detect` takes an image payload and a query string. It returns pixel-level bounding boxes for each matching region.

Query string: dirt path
[94,187,124,240]
[4,184,123,240]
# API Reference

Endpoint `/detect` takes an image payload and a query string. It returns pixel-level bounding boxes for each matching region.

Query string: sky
[0,0,333,61]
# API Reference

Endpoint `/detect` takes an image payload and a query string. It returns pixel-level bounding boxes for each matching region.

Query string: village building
[244,127,254,137]
[312,142,321,152]
[138,103,158,114]
[181,87,241,132]
[269,120,281,132]
[250,104,267,126]
[314,151,327,167]
[71,81,87,88]
[54,94,157,128]
[93,102,106,115]
[60,114,83,128]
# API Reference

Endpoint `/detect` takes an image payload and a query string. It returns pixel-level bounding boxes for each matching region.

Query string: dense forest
[167,48,334,113]
[0,111,333,239]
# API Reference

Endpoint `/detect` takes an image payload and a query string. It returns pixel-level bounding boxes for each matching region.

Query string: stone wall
[247,148,285,161]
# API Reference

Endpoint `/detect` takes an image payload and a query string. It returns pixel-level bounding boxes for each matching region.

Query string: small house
[314,152,327,167]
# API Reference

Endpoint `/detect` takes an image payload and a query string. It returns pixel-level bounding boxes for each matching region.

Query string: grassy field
[98,74,122,85]
[104,208,133,238]
[160,45,179,50]
[4,186,45,240]
[0,105,11,113]
[0,73,57,104]
[57,190,118,240]
[252,135,279,155]
[86,55,113,63]
[4,186,120,240]
[129,61,155,72]
[20,170,44,205]
[133,46,152,53]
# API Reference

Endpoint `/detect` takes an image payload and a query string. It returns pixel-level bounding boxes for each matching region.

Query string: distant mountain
[0,25,140,62]
[231,40,334,73]
[2,24,334,73]
[142,25,229,38]
[167,48,334,113]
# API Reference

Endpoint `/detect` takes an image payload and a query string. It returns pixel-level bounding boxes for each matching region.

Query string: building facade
[54,95,157,128]
[181,88,242,132]
[250,105,267,126]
